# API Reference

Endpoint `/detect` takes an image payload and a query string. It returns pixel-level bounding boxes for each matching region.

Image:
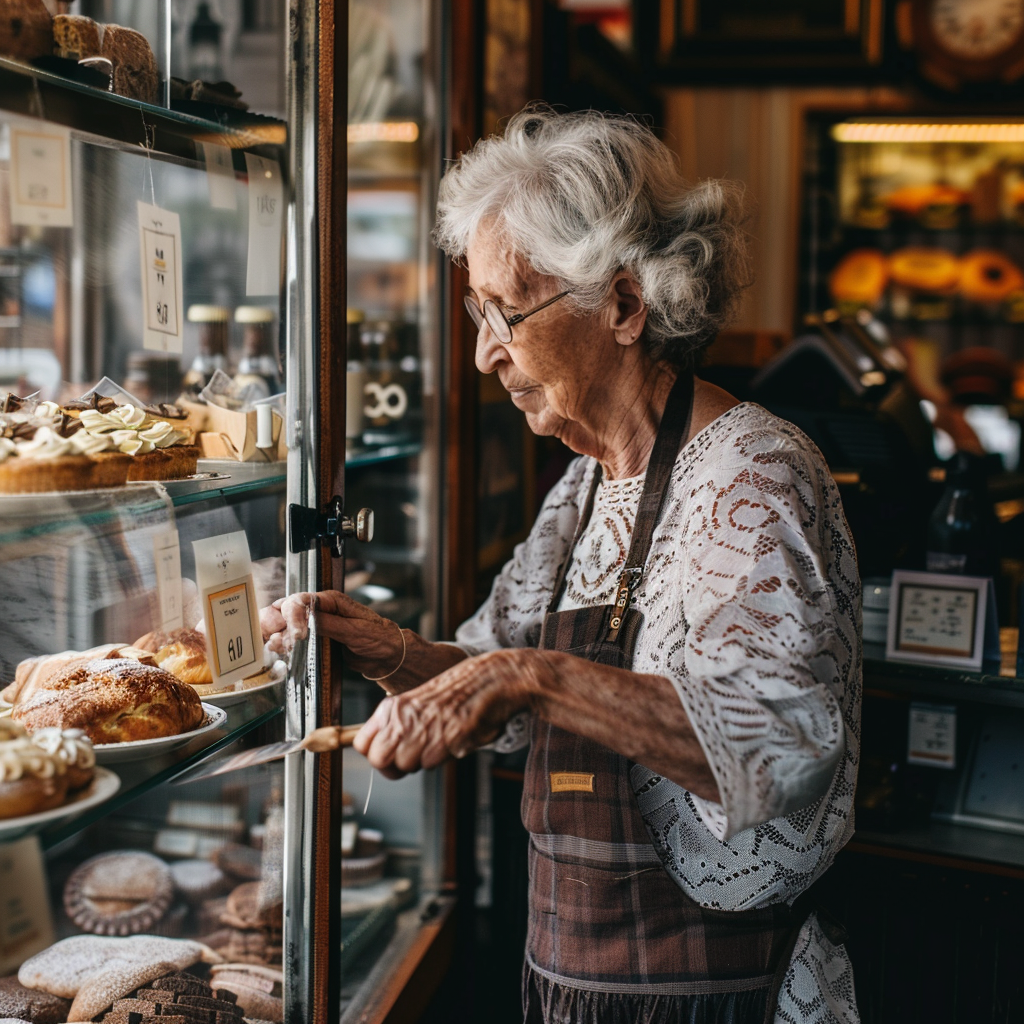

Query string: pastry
[134,629,212,686]
[3,644,157,706]
[888,247,961,294]
[12,659,205,744]
[220,883,281,931]
[885,183,969,223]
[829,248,888,306]
[0,426,131,493]
[127,444,200,482]
[170,860,229,906]
[76,405,196,481]
[17,935,210,1021]
[29,727,95,790]
[63,393,118,416]
[101,24,159,104]
[64,851,174,936]
[52,13,101,60]
[96,969,243,1024]
[959,249,1024,304]
[0,976,71,1024]
[207,965,282,1023]
[0,0,52,61]
[214,845,262,882]
[0,728,67,820]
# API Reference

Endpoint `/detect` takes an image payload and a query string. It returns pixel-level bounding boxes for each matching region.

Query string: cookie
[0,975,71,1024]
[213,846,261,882]
[170,861,228,906]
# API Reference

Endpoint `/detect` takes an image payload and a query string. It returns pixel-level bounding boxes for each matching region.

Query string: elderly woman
[270,108,861,1024]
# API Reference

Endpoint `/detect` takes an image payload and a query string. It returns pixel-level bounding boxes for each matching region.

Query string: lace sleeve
[664,438,860,840]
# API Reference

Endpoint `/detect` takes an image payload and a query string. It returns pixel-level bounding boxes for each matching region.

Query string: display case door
[282,3,346,1022]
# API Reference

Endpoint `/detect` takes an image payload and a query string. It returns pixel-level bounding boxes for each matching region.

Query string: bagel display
[958,249,1024,304]
[887,247,961,294]
[829,249,889,306]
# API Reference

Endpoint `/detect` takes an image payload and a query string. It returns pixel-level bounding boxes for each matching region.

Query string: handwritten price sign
[138,202,183,354]
[9,122,73,227]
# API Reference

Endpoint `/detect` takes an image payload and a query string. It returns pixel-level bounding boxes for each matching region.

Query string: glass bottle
[234,305,280,396]
[183,304,230,396]
[926,451,998,577]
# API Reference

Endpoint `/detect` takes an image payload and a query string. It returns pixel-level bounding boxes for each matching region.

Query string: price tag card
[137,201,184,354]
[0,836,54,975]
[153,527,183,632]
[200,141,237,210]
[245,153,283,296]
[8,121,73,227]
[907,702,957,769]
[193,530,262,687]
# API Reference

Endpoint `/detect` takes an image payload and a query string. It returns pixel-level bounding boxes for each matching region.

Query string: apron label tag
[550,772,595,793]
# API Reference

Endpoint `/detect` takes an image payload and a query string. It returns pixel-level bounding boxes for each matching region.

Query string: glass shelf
[38,693,284,851]
[0,57,285,160]
[170,460,287,506]
[850,821,1024,872]
[346,442,423,467]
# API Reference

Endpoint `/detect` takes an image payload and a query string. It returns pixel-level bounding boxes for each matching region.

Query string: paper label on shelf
[245,153,283,296]
[137,201,184,354]
[8,121,73,227]
[153,527,184,632]
[907,702,957,769]
[201,141,237,210]
[193,530,262,687]
[0,836,54,975]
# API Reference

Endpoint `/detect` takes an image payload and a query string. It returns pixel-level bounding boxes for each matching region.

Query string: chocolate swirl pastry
[145,403,189,420]
[0,394,25,413]
[55,412,85,437]
[65,392,118,414]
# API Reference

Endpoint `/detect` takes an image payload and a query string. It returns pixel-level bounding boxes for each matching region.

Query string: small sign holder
[885,570,999,672]
[193,531,263,688]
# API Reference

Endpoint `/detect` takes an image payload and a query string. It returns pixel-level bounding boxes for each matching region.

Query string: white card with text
[137,201,184,354]
[9,121,73,227]
[245,153,283,295]
[0,836,54,975]
[907,702,957,769]
[153,527,184,632]
[201,141,237,210]
[193,530,263,687]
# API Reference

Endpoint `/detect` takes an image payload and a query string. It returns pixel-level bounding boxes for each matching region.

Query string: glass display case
[340,0,454,1016]
[0,3,345,1022]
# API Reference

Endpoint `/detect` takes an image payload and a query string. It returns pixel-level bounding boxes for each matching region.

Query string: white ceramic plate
[0,766,121,840]
[92,704,227,764]
[201,661,287,708]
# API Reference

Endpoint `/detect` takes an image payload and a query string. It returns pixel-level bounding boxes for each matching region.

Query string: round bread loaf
[11,659,204,744]
[133,628,212,686]
[65,851,174,936]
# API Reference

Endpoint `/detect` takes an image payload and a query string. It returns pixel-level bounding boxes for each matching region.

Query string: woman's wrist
[516,648,559,713]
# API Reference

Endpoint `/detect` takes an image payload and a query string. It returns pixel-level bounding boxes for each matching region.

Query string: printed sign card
[244,153,283,295]
[0,836,54,975]
[8,121,73,227]
[886,570,999,671]
[137,201,184,354]
[200,141,237,210]
[907,702,957,769]
[193,530,262,687]
[152,528,184,633]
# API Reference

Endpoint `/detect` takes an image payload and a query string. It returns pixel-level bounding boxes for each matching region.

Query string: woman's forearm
[524,649,721,803]
[368,630,468,694]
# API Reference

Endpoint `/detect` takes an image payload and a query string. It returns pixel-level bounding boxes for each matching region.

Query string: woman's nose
[474,320,509,374]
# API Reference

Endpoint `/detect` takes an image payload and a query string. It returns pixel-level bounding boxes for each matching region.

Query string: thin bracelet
[363,624,407,681]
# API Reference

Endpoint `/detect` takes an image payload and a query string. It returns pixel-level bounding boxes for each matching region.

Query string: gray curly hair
[434,107,751,368]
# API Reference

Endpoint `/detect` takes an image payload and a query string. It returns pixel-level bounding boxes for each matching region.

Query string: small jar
[183,304,230,394]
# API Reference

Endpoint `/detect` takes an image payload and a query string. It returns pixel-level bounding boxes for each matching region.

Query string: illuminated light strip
[832,122,1024,143]
[347,121,420,144]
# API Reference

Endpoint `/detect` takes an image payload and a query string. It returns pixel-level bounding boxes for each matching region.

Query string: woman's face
[465,226,616,438]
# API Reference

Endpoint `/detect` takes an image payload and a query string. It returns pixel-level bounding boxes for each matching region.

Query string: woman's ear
[608,273,646,347]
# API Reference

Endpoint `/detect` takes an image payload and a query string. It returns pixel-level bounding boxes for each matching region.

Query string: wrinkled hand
[353,648,540,778]
[261,590,405,677]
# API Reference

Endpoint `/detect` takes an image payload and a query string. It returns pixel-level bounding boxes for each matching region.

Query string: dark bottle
[233,305,280,396]
[926,451,998,577]
[183,304,230,396]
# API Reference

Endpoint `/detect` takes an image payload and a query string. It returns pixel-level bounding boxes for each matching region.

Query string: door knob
[341,507,374,543]
[289,499,374,556]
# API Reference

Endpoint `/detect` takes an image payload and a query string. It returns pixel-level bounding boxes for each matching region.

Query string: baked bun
[11,659,204,744]
[0,0,52,62]
[3,643,158,706]
[959,249,1024,304]
[52,13,101,60]
[64,851,174,936]
[0,732,67,820]
[829,248,888,306]
[101,24,159,104]
[889,247,961,294]
[134,628,212,685]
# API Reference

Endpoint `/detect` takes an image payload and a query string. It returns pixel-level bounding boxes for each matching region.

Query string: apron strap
[606,372,694,641]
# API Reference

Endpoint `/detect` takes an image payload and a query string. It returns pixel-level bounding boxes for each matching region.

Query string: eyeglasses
[464,290,571,345]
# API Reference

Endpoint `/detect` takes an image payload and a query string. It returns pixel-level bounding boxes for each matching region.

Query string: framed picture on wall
[637,0,885,79]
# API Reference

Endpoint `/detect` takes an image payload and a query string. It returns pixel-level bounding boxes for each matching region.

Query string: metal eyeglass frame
[464,290,571,344]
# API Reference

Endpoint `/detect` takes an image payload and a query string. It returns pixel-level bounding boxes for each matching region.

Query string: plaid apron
[521,374,808,1023]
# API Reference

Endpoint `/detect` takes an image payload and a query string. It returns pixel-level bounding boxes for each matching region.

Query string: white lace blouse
[455,402,863,1024]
